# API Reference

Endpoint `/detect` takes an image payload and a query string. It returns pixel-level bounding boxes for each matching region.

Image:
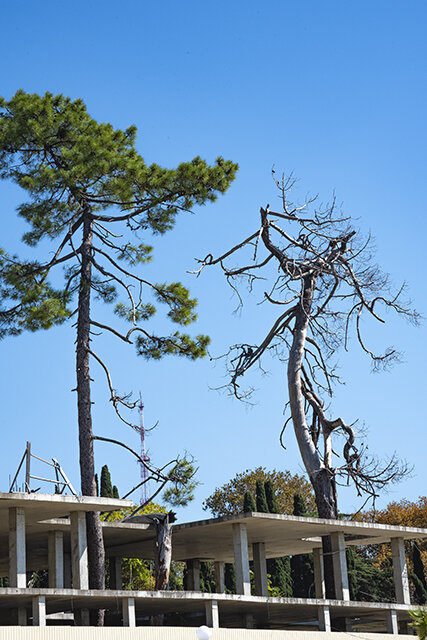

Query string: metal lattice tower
[138,392,150,504]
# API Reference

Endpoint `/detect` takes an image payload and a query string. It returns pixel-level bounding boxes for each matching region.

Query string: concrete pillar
[391,537,411,604]
[318,605,331,631]
[330,532,349,600]
[12,608,27,626]
[64,552,72,588]
[313,547,326,599]
[9,507,26,588]
[109,557,123,590]
[252,542,268,597]
[48,531,64,588]
[245,613,254,629]
[386,609,399,634]
[74,609,90,626]
[205,600,219,628]
[70,511,89,590]
[232,523,251,596]
[122,597,136,627]
[214,561,225,593]
[186,559,201,591]
[32,596,46,627]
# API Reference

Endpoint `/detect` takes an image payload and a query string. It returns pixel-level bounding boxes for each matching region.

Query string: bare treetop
[193,173,419,518]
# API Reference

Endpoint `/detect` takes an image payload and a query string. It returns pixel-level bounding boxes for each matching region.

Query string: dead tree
[193,173,418,521]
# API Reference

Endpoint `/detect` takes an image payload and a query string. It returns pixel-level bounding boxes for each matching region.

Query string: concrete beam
[70,511,89,590]
[386,609,399,635]
[109,556,123,590]
[214,561,225,593]
[32,596,46,627]
[48,530,64,588]
[330,531,349,600]
[9,507,26,588]
[205,599,219,628]
[253,542,268,597]
[313,547,325,599]
[122,597,136,627]
[186,559,201,591]
[318,605,331,632]
[391,537,411,604]
[232,523,250,596]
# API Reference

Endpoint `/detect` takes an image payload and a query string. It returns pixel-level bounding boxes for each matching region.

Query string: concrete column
[32,596,46,627]
[186,559,201,591]
[9,507,26,588]
[232,523,251,596]
[214,561,225,593]
[109,557,123,590]
[12,608,27,626]
[245,613,254,629]
[64,552,72,588]
[386,609,399,634]
[313,547,326,599]
[205,600,219,628]
[48,531,64,588]
[70,511,89,590]
[391,537,411,605]
[252,542,268,597]
[74,609,90,626]
[330,532,349,600]
[318,605,331,631]
[122,597,136,627]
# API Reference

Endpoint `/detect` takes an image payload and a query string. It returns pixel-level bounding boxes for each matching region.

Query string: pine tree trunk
[287,275,337,597]
[76,211,105,624]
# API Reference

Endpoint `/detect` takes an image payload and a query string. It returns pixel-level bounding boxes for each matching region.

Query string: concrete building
[0,491,426,637]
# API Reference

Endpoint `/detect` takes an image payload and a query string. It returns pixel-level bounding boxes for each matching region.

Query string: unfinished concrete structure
[0,491,426,634]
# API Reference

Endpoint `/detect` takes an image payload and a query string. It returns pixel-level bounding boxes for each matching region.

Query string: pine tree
[100,465,113,498]
[0,90,237,608]
[255,479,268,513]
[243,490,256,512]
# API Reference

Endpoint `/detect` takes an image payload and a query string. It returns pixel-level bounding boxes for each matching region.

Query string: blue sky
[1,1,426,521]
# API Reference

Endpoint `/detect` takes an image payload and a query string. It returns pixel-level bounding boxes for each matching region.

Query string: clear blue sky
[1,1,426,520]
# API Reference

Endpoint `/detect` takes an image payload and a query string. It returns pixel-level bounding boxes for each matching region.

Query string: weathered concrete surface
[0,629,417,639]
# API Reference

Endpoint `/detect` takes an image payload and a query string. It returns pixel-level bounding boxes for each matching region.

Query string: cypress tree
[256,479,268,513]
[200,562,216,593]
[243,490,256,512]
[100,465,113,498]
[293,493,307,516]
[112,485,119,499]
[265,480,280,514]
[224,563,236,594]
[290,493,314,597]
[411,542,427,604]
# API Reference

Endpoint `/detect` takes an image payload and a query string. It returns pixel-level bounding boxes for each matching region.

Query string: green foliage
[265,480,280,514]
[100,465,113,498]
[293,493,307,516]
[200,562,216,593]
[243,490,256,513]
[410,608,427,640]
[204,466,315,517]
[267,557,293,597]
[0,89,237,360]
[290,494,314,597]
[412,543,427,605]
[224,563,236,594]
[162,459,199,507]
[255,479,268,513]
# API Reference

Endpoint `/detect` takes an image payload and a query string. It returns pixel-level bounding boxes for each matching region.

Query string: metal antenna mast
[138,392,150,504]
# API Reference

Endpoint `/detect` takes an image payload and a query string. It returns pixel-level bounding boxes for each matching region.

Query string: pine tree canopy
[0,90,238,357]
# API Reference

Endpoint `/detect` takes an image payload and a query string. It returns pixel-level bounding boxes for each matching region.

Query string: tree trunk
[287,275,337,596]
[76,211,105,624]
[151,513,172,625]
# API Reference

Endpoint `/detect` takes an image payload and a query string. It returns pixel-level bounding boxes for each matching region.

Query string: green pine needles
[0,89,238,412]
